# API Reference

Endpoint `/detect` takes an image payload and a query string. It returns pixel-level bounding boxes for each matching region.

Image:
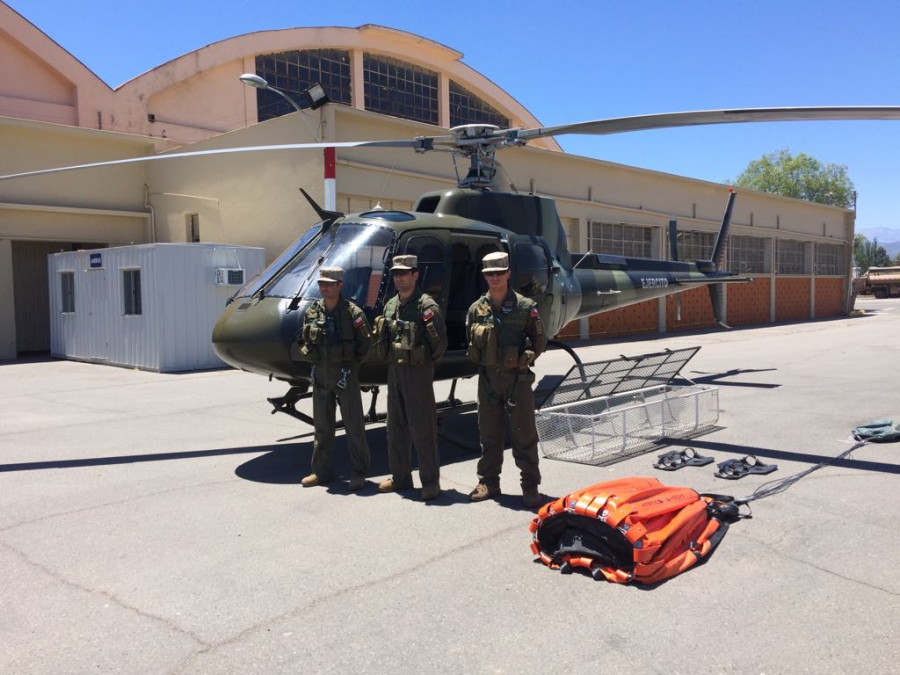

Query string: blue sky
[9,0,900,238]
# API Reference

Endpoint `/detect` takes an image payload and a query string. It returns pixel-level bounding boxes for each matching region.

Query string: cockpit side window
[403,235,445,303]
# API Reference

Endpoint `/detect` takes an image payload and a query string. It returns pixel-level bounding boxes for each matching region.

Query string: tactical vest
[529,477,735,585]
[377,291,437,366]
[467,292,536,371]
[299,299,358,366]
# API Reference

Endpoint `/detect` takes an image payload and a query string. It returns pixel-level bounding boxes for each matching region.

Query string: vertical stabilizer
[709,189,737,328]
[711,188,737,271]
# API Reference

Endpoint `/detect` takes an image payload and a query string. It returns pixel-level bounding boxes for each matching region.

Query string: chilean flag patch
[422,308,435,321]
[530,307,541,318]
[353,316,364,328]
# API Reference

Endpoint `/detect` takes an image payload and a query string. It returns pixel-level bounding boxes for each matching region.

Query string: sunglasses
[483,270,507,277]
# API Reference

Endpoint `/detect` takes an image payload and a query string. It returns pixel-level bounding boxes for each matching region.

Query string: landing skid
[267,378,470,428]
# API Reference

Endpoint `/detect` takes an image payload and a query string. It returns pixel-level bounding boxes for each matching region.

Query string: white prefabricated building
[47,243,266,372]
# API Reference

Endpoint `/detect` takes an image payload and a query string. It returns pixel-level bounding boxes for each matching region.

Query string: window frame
[122,268,143,316]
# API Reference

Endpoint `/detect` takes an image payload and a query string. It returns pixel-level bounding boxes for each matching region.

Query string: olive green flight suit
[466,289,547,490]
[298,297,373,480]
[378,288,448,489]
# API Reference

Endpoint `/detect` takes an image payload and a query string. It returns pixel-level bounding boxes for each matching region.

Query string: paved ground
[2,296,899,673]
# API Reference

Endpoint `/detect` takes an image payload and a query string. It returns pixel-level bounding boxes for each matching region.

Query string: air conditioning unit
[214,268,245,286]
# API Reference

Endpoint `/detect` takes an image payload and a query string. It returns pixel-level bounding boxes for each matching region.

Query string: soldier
[466,251,548,508]
[297,266,373,491]
[376,254,448,501]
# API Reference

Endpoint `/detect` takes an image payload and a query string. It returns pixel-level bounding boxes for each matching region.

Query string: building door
[11,241,74,354]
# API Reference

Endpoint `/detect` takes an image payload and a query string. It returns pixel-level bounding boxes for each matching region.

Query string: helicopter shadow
[234,404,486,488]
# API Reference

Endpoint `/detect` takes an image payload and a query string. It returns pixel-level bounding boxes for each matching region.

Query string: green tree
[854,234,892,272]
[730,149,855,207]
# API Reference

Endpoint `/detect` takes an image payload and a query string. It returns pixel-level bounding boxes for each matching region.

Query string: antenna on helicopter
[299,187,343,228]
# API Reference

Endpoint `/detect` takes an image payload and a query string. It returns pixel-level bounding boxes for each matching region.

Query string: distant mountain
[857,226,900,242]
[856,227,900,257]
[884,241,900,257]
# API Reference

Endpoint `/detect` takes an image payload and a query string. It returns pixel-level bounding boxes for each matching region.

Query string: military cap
[481,251,509,272]
[390,254,418,271]
[316,266,343,283]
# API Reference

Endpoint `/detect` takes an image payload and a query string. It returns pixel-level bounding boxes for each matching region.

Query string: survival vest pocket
[470,323,496,365]
[518,349,536,369]
[372,316,389,360]
[306,325,324,344]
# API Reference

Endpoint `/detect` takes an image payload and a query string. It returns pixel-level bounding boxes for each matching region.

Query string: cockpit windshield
[263,222,395,311]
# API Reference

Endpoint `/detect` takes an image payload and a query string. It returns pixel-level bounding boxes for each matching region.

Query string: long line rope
[734,439,868,506]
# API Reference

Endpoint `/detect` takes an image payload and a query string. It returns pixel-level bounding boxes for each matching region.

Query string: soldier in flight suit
[376,254,448,501]
[297,266,373,491]
[466,251,548,508]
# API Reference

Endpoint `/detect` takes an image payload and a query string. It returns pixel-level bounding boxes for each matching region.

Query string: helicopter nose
[212,297,301,377]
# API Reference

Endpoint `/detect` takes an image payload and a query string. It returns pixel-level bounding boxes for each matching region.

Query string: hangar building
[0,1,853,360]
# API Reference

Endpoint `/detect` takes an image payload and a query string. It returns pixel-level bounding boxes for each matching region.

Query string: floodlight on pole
[239,74,334,209]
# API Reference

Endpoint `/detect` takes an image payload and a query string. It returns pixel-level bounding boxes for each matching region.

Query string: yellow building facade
[0,2,853,359]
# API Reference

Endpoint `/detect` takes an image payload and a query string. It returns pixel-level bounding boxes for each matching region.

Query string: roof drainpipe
[143,184,156,242]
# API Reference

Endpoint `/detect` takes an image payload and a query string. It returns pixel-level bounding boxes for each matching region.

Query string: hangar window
[675,230,716,261]
[449,81,510,128]
[255,50,351,121]
[589,222,654,259]
[776,239,810,275]
[363,54,438,124]
[815,243,847,275]
[60,272,75,314]
[123,269,142,316]
[729,235,770,273]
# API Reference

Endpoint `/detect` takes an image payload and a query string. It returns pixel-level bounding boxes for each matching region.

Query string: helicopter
[204,106,900,423]
[4,105,900,424]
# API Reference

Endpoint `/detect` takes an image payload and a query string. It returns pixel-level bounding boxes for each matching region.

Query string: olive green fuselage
[212,188,738,385]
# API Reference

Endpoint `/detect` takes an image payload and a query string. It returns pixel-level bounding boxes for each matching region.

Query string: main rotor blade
[0,138,431,181]
[515,106,900,141]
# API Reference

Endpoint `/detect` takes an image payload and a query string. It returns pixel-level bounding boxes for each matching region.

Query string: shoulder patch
[530,306,541,318]
[422,308,435,322]
[353,315,364,328]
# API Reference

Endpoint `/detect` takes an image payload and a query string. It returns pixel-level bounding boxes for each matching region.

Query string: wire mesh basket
[535,384,719,466]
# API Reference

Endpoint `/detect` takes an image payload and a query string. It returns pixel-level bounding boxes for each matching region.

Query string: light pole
[239,73,322,140]
[240,74,336,210]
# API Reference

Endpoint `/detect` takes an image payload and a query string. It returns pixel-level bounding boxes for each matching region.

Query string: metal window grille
[589,222,654,258]
[815,242,847,275]
[676,230,716,261]
[123,269,142,316]
[449,80,509,128]
[729,235,770,273]
[255,50,351,121]
[777,240,810,275]
[363,53,438,125]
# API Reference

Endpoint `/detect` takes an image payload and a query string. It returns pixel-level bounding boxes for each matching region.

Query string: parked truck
[857,266,900,298]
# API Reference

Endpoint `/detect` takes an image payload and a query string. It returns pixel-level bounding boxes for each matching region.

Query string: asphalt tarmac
[2,296,898,673]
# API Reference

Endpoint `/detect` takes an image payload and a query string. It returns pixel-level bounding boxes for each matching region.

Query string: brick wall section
[586,299,658,339]
[775,277,812,322]
[815,277,846,318]
[727,277,771,326]
[555,275,842,341]
[665,286,716,332]
[556,318,580,340]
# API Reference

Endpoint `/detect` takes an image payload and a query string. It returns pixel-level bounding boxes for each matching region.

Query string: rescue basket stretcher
[535,347,720,466]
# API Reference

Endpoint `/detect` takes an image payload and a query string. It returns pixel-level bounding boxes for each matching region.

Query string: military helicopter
[4,105,900,424]
[203,106,900,423]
